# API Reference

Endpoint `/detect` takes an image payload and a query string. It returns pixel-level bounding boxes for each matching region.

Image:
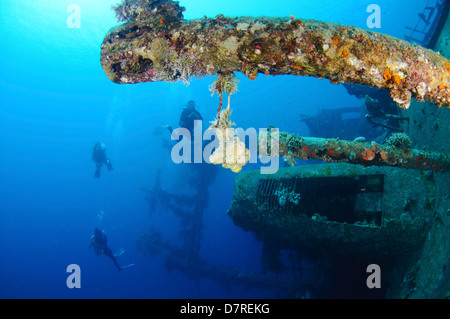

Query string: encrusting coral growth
[386,132,412,150]
[101,0,450,110]
[112,0,185,24]
[270,131,450,172]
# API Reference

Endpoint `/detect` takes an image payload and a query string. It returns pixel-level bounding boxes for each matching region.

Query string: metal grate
[256,175,384,227]
[257,178,299,214]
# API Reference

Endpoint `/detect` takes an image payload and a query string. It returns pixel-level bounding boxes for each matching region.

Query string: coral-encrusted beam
[101,0,450,109]
[272,131,450,172]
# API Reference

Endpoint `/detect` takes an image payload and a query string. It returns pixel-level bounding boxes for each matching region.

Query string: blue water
[0,0,430,298]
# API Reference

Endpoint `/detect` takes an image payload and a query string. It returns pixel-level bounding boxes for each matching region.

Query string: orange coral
[332,37,339,45]
[383,70,391,81]
[159,17,165,24]
[264,70,270,76]
[249,74,257,80]
[445,62,450,73]
[361,148,375,161]
[328,148,335,156]
[371,141,379,151]
[392,74,401,86]
[439,83,445,90]
[342,49,349,58]
[380,150,387,161]
[292,65,302,70]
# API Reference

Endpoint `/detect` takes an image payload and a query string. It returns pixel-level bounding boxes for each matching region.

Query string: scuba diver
[163,100,203,137]
[90,228,134,271]
[179,100,203,136]
[92,142,113,178]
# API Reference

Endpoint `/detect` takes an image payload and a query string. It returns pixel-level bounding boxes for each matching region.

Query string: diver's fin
[114,248,124,258]
[94,166,101,178]
[106,159,113,171]
[120,263,135,270]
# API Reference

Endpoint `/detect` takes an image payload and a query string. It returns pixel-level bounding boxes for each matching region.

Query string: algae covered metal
[227,162,450,298]
[101,0,450,109]
[227,163,436,259]
[264,131,450,172]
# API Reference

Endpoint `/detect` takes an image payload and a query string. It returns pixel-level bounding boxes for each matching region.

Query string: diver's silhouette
[163,100,203,137]
[179,100,203,136]
[90,228,133,271]
[92,142,113,178]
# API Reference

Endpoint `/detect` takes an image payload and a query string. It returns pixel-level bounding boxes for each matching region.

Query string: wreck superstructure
[101,0,450,299]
